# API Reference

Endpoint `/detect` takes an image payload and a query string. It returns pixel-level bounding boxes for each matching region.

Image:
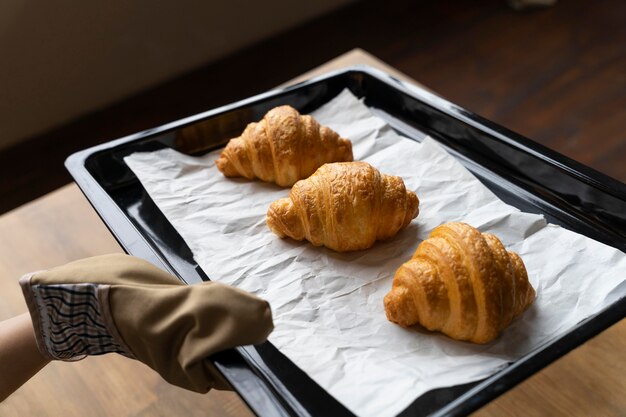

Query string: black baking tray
[65,66,626,416]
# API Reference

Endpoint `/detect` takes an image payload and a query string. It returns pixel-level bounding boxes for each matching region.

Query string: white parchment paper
[125,90,626,417]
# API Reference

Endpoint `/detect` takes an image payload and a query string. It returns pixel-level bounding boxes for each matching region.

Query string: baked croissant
[267,161,419,252]
[384,222,535,344]
[216,105,353,187]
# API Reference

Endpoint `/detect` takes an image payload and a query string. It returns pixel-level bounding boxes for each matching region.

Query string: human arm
[0,313,51,401]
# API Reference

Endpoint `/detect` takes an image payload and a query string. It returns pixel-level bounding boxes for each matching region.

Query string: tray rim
[65,65,626,417]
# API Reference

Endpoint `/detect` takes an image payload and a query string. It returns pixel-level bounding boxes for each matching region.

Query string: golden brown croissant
[267,162,419,252]
[384,222,535,344]
[215,105,353,187]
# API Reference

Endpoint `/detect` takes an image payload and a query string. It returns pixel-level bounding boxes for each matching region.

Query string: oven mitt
[19,254,273,392]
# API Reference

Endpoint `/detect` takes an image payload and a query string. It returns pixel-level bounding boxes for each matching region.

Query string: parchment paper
[125,90,626,417]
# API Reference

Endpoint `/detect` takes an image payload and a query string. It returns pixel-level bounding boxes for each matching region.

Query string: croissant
[215,105,353,187]
[267,161,419,252]
[384,222,535,344]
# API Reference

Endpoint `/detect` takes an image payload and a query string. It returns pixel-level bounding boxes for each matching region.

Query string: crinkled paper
[125,90,626,417]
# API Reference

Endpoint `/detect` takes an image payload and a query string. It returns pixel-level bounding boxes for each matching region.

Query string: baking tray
[65,66,626,416]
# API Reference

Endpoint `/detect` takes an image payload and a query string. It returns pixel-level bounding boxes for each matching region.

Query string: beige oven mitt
[19,254,273,392]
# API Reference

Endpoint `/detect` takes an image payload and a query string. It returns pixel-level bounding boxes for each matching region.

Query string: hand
[20,254,273,392]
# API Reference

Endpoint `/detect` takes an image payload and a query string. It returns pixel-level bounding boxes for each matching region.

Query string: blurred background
[0,0,624,214]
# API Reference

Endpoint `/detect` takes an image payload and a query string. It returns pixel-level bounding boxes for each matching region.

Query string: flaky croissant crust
[267,161,419,252]
[384,222,535,344]
[216,105,353,187]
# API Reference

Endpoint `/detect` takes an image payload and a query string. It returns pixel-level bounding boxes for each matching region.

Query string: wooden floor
[1,0,624,215]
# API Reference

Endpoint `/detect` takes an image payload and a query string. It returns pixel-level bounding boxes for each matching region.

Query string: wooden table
[1,50,624,417]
